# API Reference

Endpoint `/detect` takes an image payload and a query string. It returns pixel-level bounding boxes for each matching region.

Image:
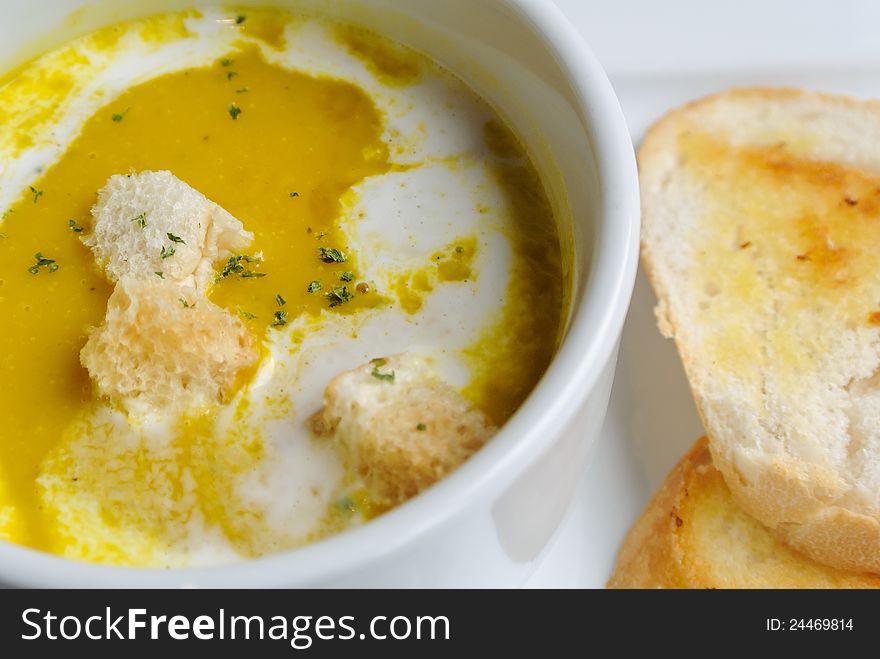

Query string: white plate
[527,0,880,588]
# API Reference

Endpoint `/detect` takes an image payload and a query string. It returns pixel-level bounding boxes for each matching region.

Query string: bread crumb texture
[639,88,880,572]
[311,354,496,509]
[84,171,253,294]
[81,276,257,410]
[608,438,880,588]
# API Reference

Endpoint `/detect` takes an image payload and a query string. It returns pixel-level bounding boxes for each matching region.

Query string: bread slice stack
[617,88,880,586]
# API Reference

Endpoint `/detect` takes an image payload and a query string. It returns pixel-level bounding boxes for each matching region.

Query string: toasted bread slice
[608,438,880,588]
[85,171,253,293]
[311,354,496,510]
[81,277,258,411]
[640,88,880,573]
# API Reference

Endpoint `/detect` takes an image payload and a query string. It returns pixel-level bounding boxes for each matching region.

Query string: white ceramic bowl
[0,0,638,587]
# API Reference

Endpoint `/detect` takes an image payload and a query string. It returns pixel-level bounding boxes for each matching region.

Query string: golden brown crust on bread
[710,449,880,575]
[608,439,880,589]
[606,443,705,589]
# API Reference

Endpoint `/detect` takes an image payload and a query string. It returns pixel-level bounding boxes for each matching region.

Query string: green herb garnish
[28,252,58,274]
[236,87,250,94]
[289,191,300,198]
[166,232,185,244]
[275,293,286,307]
[217,254,264,281]
[416,423,427,431]
[307,280,321,293]
[154,271,164,279]
[131,212,147,229]
[237,307,258,320]
[111,108,131,122]
[179,298,194,309]
[160,245,176,260]
[220,58,233,67]
[371,359,395,383]
[235,14,246,24]
[272,310,288,327]
[30,186,43,204]
[326,286,353,308]
[228,103,242,120]
[339,271,354,282]
[68,219,83,233]
[318,247,346,263]
[226,71,238,81]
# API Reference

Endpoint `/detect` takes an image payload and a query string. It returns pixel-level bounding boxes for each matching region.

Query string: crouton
[84,171,253,293]
[80,277,258,410]
[311,354,496,509]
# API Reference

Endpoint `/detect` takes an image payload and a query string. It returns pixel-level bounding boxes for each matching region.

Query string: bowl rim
[0,0,639,587]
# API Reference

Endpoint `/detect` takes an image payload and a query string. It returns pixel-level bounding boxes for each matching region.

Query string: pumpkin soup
[0,8,566,566]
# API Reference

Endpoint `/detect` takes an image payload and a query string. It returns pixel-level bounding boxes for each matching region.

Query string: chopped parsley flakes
[272,310,289,327]
[217,254,265,281]
[307,280,321,293]
[220,58,233,67]
[237,307,258,320]
[326,286,353,308]
[228,103,242,120]
[112,108,131,122]
[275,293,286,307]
[339,271,354,282]
[166,232,186,244]
[68,219,83,233]
[370,358,395,383]
[318,247,347,263]
[30,186,43,203]
[416,423,427,431]
[235,14,246,24]
[226,71,238,81]
[154,271,164,279]
[130,212,147,229]
[289,191,300,198]
[28,252,58,274]
[160,245,176,260]
[179,298,194,309]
